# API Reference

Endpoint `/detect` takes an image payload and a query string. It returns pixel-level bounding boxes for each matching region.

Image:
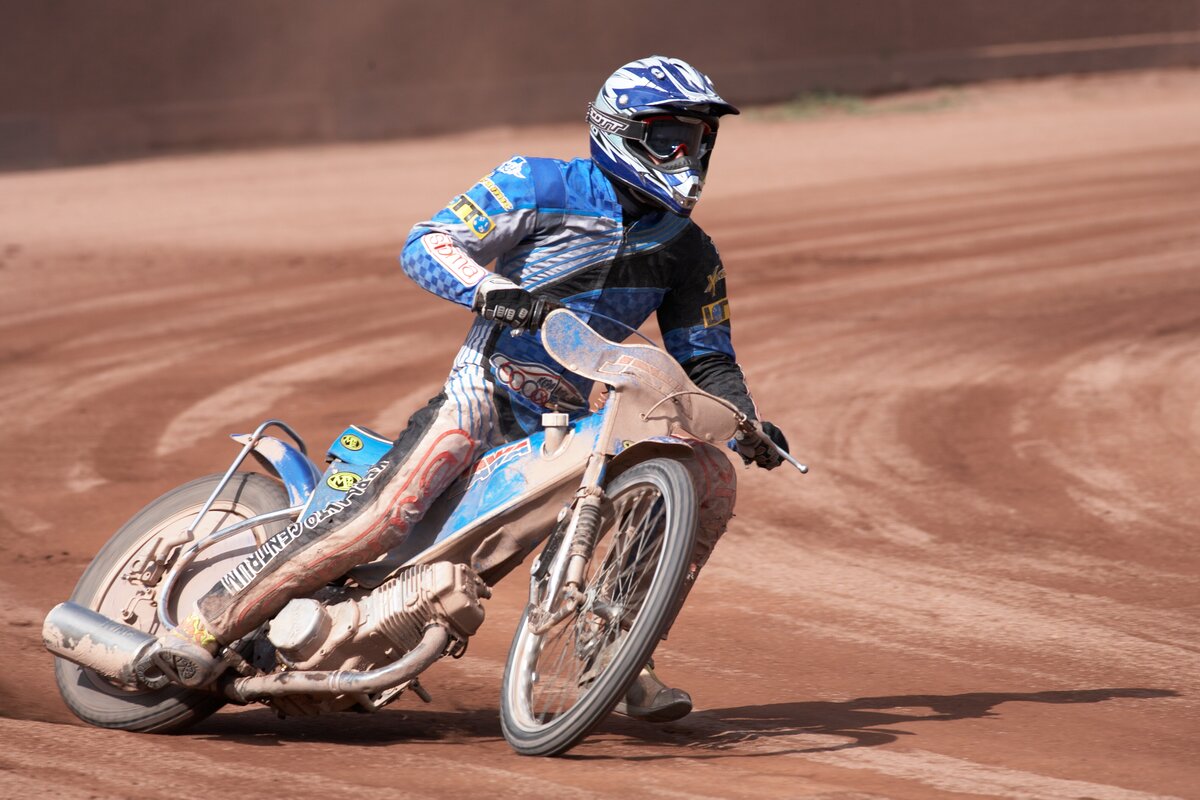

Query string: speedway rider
[150,56,790,723]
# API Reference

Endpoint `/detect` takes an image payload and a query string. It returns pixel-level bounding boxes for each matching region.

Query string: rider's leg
[618,441,737,721]
[150,362,509,686]
[674,441,738,612]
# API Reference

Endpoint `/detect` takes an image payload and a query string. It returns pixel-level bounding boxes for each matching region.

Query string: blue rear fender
[230,433,322,507]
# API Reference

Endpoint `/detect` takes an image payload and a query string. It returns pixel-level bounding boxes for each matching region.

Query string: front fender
[230,434,322,506]
[607,436,697,482]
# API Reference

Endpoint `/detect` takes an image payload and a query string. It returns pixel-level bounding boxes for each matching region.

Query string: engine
[265,561,490,677]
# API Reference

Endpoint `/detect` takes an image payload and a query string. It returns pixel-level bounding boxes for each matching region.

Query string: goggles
[640,114,716,161]
[588,103,718,163]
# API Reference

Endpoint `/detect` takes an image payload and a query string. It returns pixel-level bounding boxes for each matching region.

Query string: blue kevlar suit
[196,156,750,642]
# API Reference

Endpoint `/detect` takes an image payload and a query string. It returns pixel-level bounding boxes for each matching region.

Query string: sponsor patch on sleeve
[705,264,726,296]
[447,194,495,238]
[701,297,731,327]
[495,156,528,179]
[422,232,487,286]
[478,176,513,211]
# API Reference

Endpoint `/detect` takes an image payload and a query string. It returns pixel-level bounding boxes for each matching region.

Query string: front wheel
[500,457,698,756]
[54,472,290,732]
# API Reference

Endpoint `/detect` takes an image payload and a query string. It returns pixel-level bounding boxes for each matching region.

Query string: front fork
[526,400,620,635]
[527,464,607,634]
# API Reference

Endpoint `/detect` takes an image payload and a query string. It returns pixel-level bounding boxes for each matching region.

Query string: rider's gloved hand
[474,282,562,332]
[735,420,789,470]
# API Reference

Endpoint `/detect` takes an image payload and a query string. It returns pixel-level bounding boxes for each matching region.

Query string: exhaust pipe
[45,602,452,699]
[225,624,450,701]
[43,602,158,688]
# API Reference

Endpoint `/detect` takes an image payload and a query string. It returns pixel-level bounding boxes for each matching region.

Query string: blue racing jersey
[400,156,750,432]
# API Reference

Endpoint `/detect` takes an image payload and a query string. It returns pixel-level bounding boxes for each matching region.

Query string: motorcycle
[42,309,804,756]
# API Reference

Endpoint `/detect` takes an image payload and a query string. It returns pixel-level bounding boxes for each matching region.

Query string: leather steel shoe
[614,660,692,722]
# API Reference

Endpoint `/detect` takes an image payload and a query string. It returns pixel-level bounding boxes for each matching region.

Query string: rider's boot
[139,612,224,688]
[614,658,692,722]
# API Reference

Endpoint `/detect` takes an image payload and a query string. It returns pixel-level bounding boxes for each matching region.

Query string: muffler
[43,601,158,688]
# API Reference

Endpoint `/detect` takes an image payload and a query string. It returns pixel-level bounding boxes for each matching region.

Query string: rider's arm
[399,157,539,309]
[656,230,759,419]
[680,353,758,419]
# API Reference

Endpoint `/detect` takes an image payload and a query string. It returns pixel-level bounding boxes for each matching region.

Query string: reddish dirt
[1,70,1198,799]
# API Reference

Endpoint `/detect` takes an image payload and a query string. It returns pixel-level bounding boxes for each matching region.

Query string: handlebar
[735,418,809,474]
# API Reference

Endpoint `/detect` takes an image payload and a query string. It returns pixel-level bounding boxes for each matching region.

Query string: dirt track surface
[1,70,1198,799]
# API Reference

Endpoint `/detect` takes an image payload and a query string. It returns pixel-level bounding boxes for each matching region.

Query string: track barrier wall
[2,0,1198,169]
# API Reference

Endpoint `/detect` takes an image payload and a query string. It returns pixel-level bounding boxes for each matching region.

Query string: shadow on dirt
[191,704,505,747]
[192,710,501,748]
[566,687,1179,760]
[189,687,1177,756]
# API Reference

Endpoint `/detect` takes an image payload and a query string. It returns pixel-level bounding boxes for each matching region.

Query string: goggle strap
[587,103,648,141]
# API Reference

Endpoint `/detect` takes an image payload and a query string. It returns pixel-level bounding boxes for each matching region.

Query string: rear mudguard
[230,433,322,506]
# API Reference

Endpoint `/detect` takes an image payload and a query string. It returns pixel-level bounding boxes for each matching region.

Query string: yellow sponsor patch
[448,194,494,238]
[702,298,731,327]
[340,434,363,451]
[705,264,726,296]
[479,176,513,211]
[326,471,362,491]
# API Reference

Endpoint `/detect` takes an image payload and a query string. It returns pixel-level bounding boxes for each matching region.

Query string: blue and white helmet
[588,55,739,216]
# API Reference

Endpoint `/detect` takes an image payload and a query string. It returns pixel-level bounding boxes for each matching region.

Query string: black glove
[735,420,789,470]
[474,287,561,332]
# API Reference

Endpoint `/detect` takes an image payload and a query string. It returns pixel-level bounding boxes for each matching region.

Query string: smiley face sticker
[326,471,361,491]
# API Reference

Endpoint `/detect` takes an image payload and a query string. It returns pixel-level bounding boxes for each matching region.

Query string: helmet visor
[639,114,717,162]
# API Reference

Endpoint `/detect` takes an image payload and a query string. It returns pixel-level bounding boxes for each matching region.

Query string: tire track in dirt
[1,71,1198,798]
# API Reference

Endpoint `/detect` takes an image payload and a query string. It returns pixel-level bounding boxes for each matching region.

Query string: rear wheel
[500,457,697,756]
[54,472,289,732]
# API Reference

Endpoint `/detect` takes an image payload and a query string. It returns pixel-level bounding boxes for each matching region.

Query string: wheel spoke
[515,482,671,726]
[531,619,577,721]
[593,488,654,596]
[503,459,697,754]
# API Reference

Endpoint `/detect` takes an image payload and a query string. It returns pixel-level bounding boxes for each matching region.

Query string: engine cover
[365,560,489,650]
[267,562,490,672]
